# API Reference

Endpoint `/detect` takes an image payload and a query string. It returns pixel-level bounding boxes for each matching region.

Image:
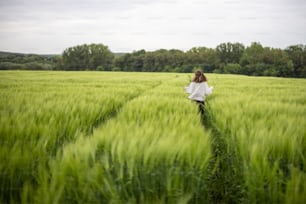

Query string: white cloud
[0,0,305,53]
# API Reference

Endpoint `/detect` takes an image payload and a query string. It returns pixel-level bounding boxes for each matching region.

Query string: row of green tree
[54,42,306,78]
[0,52,55,70]
[1,43,305,77]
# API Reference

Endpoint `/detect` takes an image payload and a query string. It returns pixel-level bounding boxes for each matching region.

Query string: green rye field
[0,71,305,203]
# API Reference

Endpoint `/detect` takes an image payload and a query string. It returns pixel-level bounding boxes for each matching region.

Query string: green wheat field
[0,71,305,204]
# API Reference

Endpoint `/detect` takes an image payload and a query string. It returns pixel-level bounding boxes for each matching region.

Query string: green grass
[206,74,306,203]
[0,71,305,203]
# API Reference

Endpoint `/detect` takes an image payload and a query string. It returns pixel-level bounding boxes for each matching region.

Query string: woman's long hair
[192,70,207,83]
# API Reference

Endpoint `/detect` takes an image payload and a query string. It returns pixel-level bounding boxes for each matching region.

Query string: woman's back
[185,81,213,101]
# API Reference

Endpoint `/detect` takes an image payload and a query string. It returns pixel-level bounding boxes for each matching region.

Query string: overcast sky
[0,0,305,54]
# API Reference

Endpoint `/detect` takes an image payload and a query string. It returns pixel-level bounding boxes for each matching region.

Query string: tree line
[0,52,55,70]
[1,42,305,78]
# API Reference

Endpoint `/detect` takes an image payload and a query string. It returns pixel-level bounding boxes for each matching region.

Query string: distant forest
[1,42,305,78]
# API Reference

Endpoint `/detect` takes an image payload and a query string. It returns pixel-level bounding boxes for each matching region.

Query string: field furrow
[203,110,245,204]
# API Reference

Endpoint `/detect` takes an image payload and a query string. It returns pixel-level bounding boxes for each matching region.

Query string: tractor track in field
[86,81,164,136]
[53,81,164,155]
[87,75,182,136]
[201,103,246,204]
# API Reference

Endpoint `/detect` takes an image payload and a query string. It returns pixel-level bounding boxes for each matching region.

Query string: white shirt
[185,82,214,101]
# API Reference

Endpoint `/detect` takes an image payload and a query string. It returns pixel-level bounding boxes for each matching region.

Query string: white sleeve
[204,82,214,96]
[185,82,195,94]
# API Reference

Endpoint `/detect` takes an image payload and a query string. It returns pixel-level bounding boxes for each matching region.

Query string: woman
[185,70,213,115]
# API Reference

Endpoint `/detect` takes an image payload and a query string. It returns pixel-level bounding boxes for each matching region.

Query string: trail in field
[88,81,163,134]
[202,106,246,203]
[58,78,167,151]
[50,81,164,156]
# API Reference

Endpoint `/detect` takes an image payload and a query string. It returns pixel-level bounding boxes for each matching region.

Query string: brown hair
[192,70,207,83]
